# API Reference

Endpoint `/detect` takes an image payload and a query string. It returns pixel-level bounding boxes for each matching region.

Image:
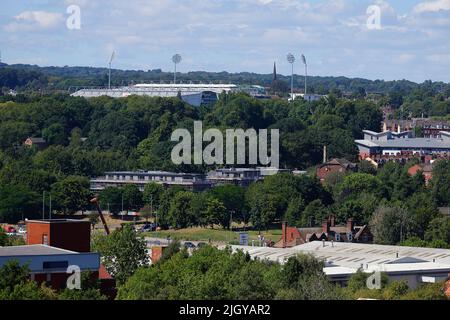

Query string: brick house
[408,163,434,185]
[24,137,48,150]
[316,159,356,182]
[275,216,373,248]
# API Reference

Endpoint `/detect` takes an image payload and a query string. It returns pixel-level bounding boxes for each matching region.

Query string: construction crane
[90,197,110,235]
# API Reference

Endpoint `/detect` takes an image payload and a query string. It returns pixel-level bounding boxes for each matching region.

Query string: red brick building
[26,219,91,253]
[408,163,434,185]
[276,217,373,248]
[316,159,356,182]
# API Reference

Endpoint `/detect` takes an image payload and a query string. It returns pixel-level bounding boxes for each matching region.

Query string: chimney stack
[322,219,330,233]
[282,221,287,248]
[330,216,336,228]
[347,218,354,232]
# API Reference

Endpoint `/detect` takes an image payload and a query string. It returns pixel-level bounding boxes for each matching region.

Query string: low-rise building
[206,167,291,187]
[23,137,48,150]
[355,130,450,159]
[0,245,100,290]
[276,217,372,248]
[316,158,356,182]
[90,167,293,192]
[383,119,450,138]
[1,219,115,295]
[26,219,91,253]
[229,242,450,289]
[90,171,211,192]
[407,163,434,185]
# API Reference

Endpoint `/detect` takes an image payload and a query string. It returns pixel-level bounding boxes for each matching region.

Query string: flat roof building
[356,130,450,159]
[90,167,291,191]
[26,219,91,253]
[90,171,211,192]
[229,242,450,288]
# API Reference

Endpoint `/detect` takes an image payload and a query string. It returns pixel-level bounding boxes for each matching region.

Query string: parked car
[3,226,16,235]
[184,242,196,249]
[139,223,155,233]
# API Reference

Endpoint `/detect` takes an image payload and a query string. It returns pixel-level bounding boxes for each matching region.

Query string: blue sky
[1,0,450,82]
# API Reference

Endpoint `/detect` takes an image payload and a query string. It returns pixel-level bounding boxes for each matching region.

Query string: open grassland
[144,227,282,243]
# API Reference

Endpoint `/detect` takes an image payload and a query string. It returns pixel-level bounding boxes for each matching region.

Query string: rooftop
[26,219,90,224]
[356,137,450,149]
[0,245,77,257]
[229,242,450,272]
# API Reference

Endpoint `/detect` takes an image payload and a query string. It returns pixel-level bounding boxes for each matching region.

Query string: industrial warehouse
[229,242,450,289]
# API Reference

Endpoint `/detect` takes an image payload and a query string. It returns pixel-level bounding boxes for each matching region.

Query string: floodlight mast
[108,51,115,90]
[172,54,182,84]
[287,53,295,101]
[302,54,307,96]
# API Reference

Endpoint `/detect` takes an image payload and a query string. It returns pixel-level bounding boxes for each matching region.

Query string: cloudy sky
[1,0,450,82]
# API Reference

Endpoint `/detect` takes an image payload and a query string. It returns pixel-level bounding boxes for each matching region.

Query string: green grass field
[144,227,282,243]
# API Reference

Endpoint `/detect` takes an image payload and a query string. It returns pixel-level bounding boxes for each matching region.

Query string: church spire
[273,61,277,81]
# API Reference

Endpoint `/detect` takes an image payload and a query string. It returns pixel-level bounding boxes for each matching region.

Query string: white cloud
[6,11,64,31]
[413,0,450,13]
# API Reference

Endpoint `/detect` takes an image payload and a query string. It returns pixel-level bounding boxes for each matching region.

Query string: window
[335,234,341,242]
[43,261,69,269]
[42,234,48,245]
[362,234,369,242]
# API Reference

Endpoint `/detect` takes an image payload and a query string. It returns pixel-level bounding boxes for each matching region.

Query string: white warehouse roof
[228,242,450,283]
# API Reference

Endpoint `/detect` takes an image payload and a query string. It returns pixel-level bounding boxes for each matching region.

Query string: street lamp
[287,53,295,101]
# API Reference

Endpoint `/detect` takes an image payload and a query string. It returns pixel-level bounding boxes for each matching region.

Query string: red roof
[99,264,113,280]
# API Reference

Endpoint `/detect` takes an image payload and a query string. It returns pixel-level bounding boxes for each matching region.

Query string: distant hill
[1,63,449,96]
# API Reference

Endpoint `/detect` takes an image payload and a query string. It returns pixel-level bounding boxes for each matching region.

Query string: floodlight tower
[287,53,296,101]
[172,54,182,84]
[108,51,115,90]
[301,54,307,96]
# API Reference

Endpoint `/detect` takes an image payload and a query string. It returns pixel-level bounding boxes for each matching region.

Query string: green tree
[299,199,329,227]
[142,182,164,208]
[42,123,66,146]
[58,272,106,300]
[91,225,148,285]
[284,197,305,226]
[122,184,143,212]
[99,187,123,215]
[0,261,56,300]
[167,191,195,229]
[370,206,414,245]
[51,176,91,214]
[205,197,228,229]
[0,184,39,223]
[425,216,450,243]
